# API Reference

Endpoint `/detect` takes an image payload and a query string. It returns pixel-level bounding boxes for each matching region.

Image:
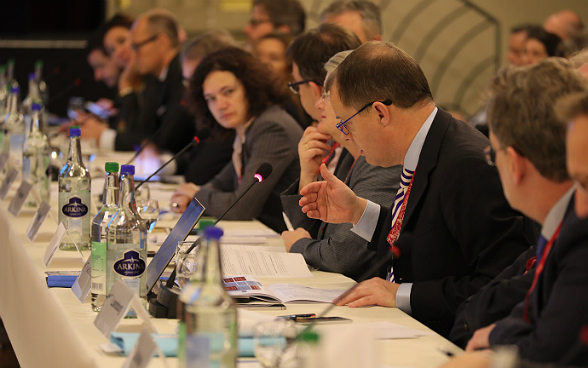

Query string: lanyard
[386,171,416,258]
[523,223,562,323]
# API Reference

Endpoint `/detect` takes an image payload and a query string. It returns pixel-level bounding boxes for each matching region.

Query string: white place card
[72,257,92,303]
[44,222,67,268]
[0,167,18,200]
[94,280,157,339]
[0,152,9,171]
[8,180,32,217]
[121,329,157,368]
[26,201,52,241]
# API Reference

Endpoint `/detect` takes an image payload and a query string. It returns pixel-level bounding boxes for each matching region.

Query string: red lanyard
[523,223,562,323]
[386,172,416,258]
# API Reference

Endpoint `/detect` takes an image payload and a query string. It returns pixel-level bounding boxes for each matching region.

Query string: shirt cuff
[396,283,412,315]
[351,200,380,241]
[99,129,117,151]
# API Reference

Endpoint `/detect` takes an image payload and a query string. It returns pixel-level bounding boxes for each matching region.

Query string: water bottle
[0,65,7,121]
[22,103,50,207]
[58,126,91,250]
[179,226,238,368]
[22,72,42,137]
[91,162,119,312]
[106,164,147,316]
[35,60,49,107]
[2,86,25,168]
[6,59,18,92]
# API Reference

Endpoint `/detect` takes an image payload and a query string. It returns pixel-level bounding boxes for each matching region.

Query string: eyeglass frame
[288,79,323,94]
[131,34,159,52]
[336,99,392,135]
[484,144,526,166]
[248,18,273,27]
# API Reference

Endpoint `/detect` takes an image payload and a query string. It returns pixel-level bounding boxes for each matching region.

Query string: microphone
[126,128,164,165]
[46,78,82,107]
[135,127,211,189]
[165,163,273,289]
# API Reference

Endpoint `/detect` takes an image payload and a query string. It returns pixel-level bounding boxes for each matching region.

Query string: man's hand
[298,127,332,191]
[334,277,399,308]
[170,183,200,213]
[465,324,496,352]
[118,54,142,92]
[281,228,312,252]
[77,112,108,143]
[299,163,367,224]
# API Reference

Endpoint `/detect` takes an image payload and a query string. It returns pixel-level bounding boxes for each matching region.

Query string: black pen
[278,313,316,320]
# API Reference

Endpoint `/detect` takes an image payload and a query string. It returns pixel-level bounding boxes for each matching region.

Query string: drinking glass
[138,199,159,233]
[253,320,299,368]
[176,240,200,288]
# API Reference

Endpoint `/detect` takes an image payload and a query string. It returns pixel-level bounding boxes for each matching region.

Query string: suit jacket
[449,246,537,348]
[368,109,537,337]
[196,105,303,232]
[115,54,195,153]
[281,155,402,280]
[490,199,588,365]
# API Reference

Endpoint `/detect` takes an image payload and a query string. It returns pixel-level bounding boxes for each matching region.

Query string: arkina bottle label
[113,250,146,278]
[62,196,89,218]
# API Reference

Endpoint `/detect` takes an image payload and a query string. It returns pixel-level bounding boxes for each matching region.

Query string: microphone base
[148,280,180,319]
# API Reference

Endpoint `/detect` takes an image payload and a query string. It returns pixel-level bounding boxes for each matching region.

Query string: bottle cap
[10,86,19,93]
[105,162,119,173]
[71,125,81,129]
[204,226,223,240]
[31,103,42,111]
[7,59,14,66]
[35,60,43,67]
[298,331,320,343]
[120,164,135,176]
[69,127,81,137]
[28,72,35,80]
[0,65,5,72]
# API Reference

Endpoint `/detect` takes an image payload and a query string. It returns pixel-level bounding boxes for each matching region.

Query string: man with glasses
[243,0,306,48]
[81,9,195,154]
[298,41,537,337]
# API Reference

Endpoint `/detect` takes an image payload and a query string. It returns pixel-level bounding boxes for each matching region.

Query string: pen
[282,212,295,231]
[278,313,316,320]
[438,347,455,357]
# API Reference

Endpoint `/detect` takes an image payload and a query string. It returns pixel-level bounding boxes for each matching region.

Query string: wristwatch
[119,87,134,97]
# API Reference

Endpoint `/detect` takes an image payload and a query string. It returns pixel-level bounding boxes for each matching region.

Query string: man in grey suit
[281,25,401,280]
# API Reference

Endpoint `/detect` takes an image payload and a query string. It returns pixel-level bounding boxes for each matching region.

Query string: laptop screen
[146,198,205,294]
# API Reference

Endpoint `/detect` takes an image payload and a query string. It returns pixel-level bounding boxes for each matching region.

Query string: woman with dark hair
[171,47,303,232]
[523,26,564,65]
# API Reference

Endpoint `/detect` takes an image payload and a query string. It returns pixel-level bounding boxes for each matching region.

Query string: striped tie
[386,167,414,282]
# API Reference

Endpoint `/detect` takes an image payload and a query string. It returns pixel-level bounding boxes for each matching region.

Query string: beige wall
[110,0,588,116]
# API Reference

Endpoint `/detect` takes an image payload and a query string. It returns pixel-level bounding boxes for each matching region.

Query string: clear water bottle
[35,60,49,107]
[22,72,42,137]
[6,59,18,92]
[2,86,25,169]
[91,162,120,312]
[106,164,147,316]
[58,126,91,250]
[22,103,50,207]
[179,226,238,368]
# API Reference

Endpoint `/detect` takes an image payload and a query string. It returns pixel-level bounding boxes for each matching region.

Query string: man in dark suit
[463,59,588,365]
[81,10,195,154]
[298,41,537,337]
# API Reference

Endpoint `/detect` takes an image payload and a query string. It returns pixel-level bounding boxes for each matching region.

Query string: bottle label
[113,249,146,278]
[62,196,89,218]
[91,241,107,295]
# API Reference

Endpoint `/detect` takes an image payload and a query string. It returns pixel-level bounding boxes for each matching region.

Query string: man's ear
[373,101,392,127]
[505,146,527,185]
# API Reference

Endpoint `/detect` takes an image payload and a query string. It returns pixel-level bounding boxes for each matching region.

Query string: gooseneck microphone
[126,129,162,165]
[46,78,82,107]
[135,127,211,190]
[164,163,273,289]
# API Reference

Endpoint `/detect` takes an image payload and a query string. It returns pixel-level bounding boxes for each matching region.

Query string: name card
[71,257,92,303]
[26,201,52,241]
[0,167,18,200]
[94,280,157,339]
[122,329,158,368]
[8,180,32,217]
[0,152,9,172]
[44,222,67,268]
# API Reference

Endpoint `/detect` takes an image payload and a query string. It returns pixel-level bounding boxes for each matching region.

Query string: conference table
[0,150,460,368]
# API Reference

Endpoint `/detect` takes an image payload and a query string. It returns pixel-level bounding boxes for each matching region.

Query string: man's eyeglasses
[484,144,525,166]
[131,34,158,51]
[249,18,273,27]
[288,79,323,94]
[336,99,392,135]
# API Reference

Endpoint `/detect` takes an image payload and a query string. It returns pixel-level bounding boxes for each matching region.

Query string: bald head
[544,10,584,40]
